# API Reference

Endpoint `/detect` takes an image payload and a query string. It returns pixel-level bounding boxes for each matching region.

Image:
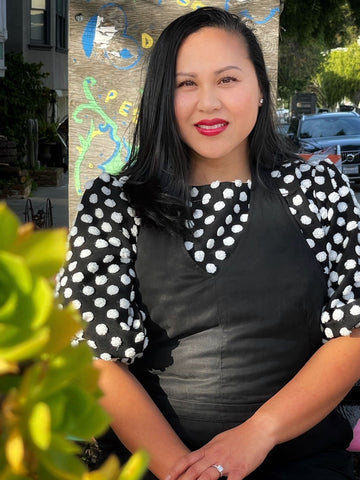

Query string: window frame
[56,0,68,51]
[30,0,51,47]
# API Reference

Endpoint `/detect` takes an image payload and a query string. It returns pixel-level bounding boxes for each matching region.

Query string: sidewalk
[3,172,69,229]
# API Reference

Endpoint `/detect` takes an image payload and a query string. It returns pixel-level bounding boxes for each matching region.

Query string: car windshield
[299,116,360,139]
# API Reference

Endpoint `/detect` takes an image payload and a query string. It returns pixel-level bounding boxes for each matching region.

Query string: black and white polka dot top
[56,158,360,364]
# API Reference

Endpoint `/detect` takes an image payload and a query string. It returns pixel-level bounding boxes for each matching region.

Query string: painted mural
[69,0,281,221]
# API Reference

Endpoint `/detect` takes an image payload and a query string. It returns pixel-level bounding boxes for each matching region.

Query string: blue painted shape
[120,48,133,59]
[122,138,131,163]
[97,123,122,171]
[240,7,280,25]
[82,15,97,58]
[100,3,142,71]
[81,3,144,69]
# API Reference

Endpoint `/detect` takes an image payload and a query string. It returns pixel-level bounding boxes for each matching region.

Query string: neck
[190,157,251,186]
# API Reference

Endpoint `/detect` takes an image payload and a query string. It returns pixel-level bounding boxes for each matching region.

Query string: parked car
[289,112,360,182]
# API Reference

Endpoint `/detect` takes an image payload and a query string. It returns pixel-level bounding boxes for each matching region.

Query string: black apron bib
[96,178,354,479]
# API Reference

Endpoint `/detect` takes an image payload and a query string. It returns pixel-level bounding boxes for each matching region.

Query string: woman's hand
[166,332,360,480]
[94,360,190,479]
[165,416,276,480]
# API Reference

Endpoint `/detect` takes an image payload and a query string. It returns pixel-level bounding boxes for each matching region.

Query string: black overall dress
[99,178,354,478]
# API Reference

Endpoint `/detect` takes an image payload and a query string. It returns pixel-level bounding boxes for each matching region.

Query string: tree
[314,42,360,108]
[0,53,51,157]
[278,38,323,103]
[280,0,360,48]
[278,0,360,103]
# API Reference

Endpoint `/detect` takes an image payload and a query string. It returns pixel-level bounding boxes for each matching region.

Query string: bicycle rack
[24,198,53,229]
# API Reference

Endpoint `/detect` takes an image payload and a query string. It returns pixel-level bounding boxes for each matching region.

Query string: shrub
[0,202,149,479]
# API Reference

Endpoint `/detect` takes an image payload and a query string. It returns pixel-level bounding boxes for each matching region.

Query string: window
[30,0,50,45]
[56,0,67,50]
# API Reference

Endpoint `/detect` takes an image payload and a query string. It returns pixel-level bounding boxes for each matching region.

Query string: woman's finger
[181,460,227,480]
[166,448,205,480]
[208,464,226,479]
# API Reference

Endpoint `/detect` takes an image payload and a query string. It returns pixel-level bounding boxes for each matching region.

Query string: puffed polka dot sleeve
[55,173,148,363]
[276,158,360,340]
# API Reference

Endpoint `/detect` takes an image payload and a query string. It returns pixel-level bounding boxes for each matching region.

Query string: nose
[197,86,221,112]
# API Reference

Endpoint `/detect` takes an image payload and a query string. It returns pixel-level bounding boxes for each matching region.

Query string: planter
[32,167,64,186]
[0,178,32,198]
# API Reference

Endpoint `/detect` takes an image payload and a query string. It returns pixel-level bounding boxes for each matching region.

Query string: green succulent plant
[0,202,149,480]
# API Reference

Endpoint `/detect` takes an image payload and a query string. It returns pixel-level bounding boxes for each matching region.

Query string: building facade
[5,0,68,121]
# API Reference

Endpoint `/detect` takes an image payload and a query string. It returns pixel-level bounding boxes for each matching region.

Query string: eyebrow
[176,65,242,77]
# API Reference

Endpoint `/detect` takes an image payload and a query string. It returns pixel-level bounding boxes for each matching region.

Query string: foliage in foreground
[0,202,149,480]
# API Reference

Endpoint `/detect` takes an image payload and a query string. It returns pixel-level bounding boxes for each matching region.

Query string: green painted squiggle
[73,76,125,195]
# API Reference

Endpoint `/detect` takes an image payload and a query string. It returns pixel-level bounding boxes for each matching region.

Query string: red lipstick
[195,118,229,136]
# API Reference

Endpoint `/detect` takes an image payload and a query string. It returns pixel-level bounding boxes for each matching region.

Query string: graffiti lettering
[105,90,118,103]
[132,107,139,125]
[142,33,154,49]
[71,0,280,202]
[176,0,205,8]
[191,1,206,9]
[155,1,279,17]
[119,100,133,117]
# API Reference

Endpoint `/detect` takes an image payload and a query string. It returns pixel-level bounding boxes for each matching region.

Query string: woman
[57,7,360,479]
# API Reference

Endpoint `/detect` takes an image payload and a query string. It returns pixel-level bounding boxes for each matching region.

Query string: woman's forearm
[252,332,360,447]
[94,359,189,479]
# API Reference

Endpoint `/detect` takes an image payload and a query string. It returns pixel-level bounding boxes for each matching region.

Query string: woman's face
[174,27,262,182]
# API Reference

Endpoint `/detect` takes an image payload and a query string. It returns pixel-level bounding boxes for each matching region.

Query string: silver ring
[211,464,224,477]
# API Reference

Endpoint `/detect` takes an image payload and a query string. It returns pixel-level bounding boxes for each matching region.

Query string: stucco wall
[68,0,280,223]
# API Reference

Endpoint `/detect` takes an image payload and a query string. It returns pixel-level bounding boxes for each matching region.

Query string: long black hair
[123,6,295,233]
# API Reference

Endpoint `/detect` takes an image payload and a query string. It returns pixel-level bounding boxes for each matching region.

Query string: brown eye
[220,76,237,84]
[177,80,195,88]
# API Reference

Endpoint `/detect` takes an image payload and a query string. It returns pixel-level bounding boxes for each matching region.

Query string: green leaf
[45,306,82,355]
[82,455,121,480]
[118,450,150,480]
[46,393,67,431]
[0,253,32,322]
[0,252,53,329]
[28,402,52,450]
[0,375,21,393]
[5,428,25,476]
[42,345,96,397]
[0,468,31,480]
[0,359,18,375]
[39,437,86,480]
[55,387,110,440]
[0,291,18,325]
[0,326,49,362]
[0,203,19,251]
[11,228,68,278]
